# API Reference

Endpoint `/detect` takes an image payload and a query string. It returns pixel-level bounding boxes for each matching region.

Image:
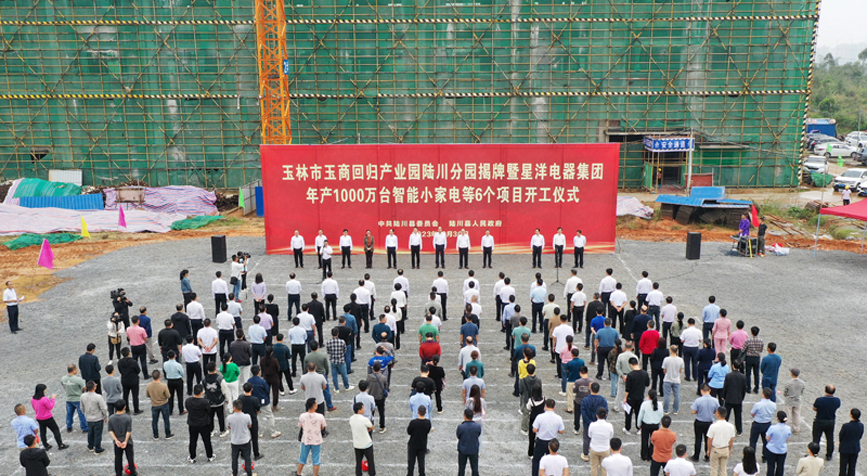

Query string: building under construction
[0,0,818,189]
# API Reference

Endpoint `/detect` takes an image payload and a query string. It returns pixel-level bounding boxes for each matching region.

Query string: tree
[859,47,867,64]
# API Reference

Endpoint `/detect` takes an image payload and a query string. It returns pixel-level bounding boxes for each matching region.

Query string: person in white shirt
[706,407,736,476]
[492,272,506,322]
[363,274,377,312]
[570,283,587,334]
[564,269,582,324]
[408,227,422,269]
[321,272,339,320]
[539,438,569,476]
[531,228,545,269]
[463,282,480,306]
[296,305,317,351]
[433,272,449,321]
[216,303,236,356]
[291,230,306,268]
[552,227,567,268]
[646,282,664,329]
[432,226,447,269]
[181,335,203,393]
[499,277,516,321]
[320,241,334,281]
[587,408,615,471]
[394,269,409,298]
[315,230,327,269]
[598,268,616,316]
[285,273,302,320]
[573,230,587,269]
[354,279,373,330]
[609,283,629,331]
[664,444,697,476]
[660,297,678,341]
[463,270,479,295]
[196,318,219,368]
[635,271,652,310]
[339,229,353,269]
[211,271,229,316]
[385,229,399,269]
[456,229,471,269]
[481,230,494,268]
[601,437,633,476]
[458,337,480,376]
[187,293,206,340]
[226,296,243,330]
[470,295,482,319]
[679,318,703,382]
[230,255,244,298]
[4,280,23,333]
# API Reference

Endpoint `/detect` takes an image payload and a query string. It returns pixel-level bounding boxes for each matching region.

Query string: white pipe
[813,214,822,258]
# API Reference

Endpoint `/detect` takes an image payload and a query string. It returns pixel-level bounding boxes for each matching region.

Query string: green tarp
[12,178,81,199]
[811,172,835,187]
[3,233,83,250]
[170,215,222,230]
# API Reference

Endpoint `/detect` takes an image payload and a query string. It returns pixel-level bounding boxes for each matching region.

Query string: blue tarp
[18,194,104,211]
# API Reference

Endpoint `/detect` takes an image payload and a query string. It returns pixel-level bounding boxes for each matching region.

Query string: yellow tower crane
[255,0,292,144]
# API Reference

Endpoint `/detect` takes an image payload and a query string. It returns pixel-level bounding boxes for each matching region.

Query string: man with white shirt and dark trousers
[216,304,236,358]
[646,283,664,330]
[339,229,353,269]
[187,294,206,344]
[320,241,334,281]
[4,280,24,333]
[532,399,566,476]
[321,272,339,321]
[664,444,696,476]
[635,271,652,311]
[570,283,587,334]
[409,228,422,269]
[598,269,616,317]
[285,274,302,321]
[680,319,703,382]
[354,280,372,329]
[291,231,305,268]
[315,230,327,269]
[212,272,229,316]
[433,272,449,321]
[573,230,586,268]
[660,297,677,342]
[552,228,567,268]
[564,269,582,324]
[531,229,545,269]
[456,229,470,269]
[181,335,203,395]
[481,231,494,268]
[608,284,628,332]
[385,229,399,269]
[493,273,506,322]
[433,227,447,268]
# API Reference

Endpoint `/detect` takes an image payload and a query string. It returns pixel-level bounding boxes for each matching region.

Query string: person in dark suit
[721,362,748,436]
[170,305,192,342]
[839,408,864,476]
[306,293,326,346]
[79,343,102,394]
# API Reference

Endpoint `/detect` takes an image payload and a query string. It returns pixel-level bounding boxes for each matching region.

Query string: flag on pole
[838,156,845,168]
[118,206,127,228]
[80,215,90,238]
[238,187,245,209]
[37,239,54,270]
[750,204,760,227]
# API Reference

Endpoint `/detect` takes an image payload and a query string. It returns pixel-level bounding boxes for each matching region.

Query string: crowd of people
[5,246,863,476]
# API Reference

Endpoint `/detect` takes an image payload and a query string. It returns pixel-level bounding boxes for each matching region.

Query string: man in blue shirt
[409,383,432,419]
[764,411,792,476]
[749,388,777,453]
[530,279,547,334]
[11,404,38,449]
[456,408,482,476]
[371,315,393,344]
[138,307,158,364]
[594,318,619,380]
[341,307,359,361]
[580,382,608,461]
[760,342,782,402]
[248,315,267,365]
[690,384,719,462]
[700,296,720,341]
[460,320,479,348]
[812,384,841,460]
[287,318,308,377]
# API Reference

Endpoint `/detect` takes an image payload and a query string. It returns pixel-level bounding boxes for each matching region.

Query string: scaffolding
[0,0,818,188]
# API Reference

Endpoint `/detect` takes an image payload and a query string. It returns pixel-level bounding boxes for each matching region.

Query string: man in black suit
[839,408,864,476]
[584,293,605,353]
[79,343,102,394]
[306,293,326,346]
[170,304,192,342]
[721,361,748,436]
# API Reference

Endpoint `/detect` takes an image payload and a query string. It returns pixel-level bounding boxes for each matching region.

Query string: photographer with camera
[237,251,250,294]
[112,289,133,329]
[230,255,243,299]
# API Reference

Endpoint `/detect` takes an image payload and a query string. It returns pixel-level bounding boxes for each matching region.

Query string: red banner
[261,144,619,255]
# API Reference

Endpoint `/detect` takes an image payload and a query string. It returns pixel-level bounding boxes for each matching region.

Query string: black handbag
[230,276,239,286]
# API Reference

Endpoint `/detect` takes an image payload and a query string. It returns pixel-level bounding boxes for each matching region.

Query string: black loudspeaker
[686,232,701,260]
[211,235,227,263]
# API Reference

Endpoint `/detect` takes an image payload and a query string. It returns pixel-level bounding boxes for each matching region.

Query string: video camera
[110,288,126,300]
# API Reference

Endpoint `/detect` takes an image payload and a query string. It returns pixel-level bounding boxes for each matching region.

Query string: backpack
[204,374,224,406]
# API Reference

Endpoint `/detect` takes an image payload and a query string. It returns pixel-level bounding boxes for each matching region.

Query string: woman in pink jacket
[30,384,68,450]
[711,309,732,357]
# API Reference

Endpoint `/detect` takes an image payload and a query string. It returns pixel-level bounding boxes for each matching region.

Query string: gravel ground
[2,237,865,476]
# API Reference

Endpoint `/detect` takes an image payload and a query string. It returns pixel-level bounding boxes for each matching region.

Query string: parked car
[832,168,867,191]
[815,140,859,158]
[807,133,839,152]
[844,131,867,148]
[802,155,829,174]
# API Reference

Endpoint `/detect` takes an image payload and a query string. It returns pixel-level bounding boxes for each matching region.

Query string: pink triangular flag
[118,205,127,228]
[37,239,54,270]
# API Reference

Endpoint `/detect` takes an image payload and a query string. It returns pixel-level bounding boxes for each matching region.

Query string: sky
[816,0,867,48]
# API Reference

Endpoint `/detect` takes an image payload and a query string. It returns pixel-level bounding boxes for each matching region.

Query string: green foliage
[810,55,867,134]
[786,206,816,221]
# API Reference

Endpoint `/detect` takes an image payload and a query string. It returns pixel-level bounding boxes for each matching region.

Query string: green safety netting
[170,215,223,230]
[12,178,82,199]
[3,233,83,250]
